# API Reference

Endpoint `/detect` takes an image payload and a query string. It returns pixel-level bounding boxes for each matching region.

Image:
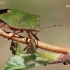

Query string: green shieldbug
[0,9,63,52]
[0,9,41,52]
[0,9,63,40]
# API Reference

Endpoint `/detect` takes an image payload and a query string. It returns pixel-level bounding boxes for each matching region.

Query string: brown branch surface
[0,29,70,54]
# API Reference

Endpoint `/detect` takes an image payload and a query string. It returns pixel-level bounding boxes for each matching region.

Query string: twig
[0,29,70,54]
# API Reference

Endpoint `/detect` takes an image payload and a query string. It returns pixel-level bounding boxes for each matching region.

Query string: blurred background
[0,0,70,70]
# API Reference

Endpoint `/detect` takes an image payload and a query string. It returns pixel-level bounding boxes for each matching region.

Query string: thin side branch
[0,29,70,54]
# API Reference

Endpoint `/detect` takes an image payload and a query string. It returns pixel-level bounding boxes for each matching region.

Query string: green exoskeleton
[0,9,41,51]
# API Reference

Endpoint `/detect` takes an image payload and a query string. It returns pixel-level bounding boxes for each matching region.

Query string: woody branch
[0,29,70,54]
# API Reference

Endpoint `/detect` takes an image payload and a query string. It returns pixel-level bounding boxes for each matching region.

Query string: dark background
[0,0,70,70]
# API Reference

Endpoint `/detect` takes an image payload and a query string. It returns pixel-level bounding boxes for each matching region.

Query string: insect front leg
[10,30,16,50]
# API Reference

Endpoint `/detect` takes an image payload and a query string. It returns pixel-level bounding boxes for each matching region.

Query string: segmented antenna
[41,24,64,29]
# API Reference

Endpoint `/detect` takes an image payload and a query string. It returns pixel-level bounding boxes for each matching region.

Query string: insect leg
[23,31,31,51]
[31,32,39,49]
[9,30,19,50]
[31,32,39,40]
[10,31,16,50]
[14,30,23,35]
[8,30,23,40]
[24,31,36,53]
